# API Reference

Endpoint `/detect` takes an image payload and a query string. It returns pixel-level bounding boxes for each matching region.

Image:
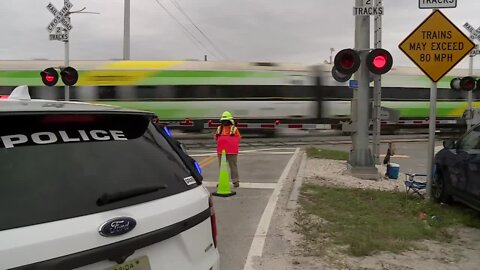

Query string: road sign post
[46,0,73,101]
[372,0,382,165]
[399,10,475,200]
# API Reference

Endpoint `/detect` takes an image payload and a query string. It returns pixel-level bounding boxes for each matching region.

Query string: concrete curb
[287,152,307,210]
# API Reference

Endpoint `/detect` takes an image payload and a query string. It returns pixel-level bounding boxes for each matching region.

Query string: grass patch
[296,184,480,257]
[306,147,349,161]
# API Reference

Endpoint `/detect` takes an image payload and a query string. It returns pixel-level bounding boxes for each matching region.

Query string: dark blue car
[434,124,480,211]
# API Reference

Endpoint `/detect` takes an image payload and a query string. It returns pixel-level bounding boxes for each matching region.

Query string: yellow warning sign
[399,10,475,82]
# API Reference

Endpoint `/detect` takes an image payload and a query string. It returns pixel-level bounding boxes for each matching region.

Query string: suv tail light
[209,195,217,247]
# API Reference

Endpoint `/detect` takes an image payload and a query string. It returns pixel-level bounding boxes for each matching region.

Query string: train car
[0,60,478,132]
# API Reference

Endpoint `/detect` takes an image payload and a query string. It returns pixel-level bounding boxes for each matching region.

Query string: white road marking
[190,153,216,157]
[243,148,301,270]
[246,152,295,155]
[203,181,277,189]
[240,147,297,152]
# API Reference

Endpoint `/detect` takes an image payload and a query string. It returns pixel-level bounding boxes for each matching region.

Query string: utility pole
[124,0,131,60]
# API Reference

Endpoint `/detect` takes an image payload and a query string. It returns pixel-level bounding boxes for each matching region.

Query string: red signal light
[334,49,360,75]
[462,77,476,91]
[340,54,354,69]
[367,49,393,75]
[60,66,79,86]
[45,74,56,82]
[460,77,476,91]
[372,55,387,69]
[40,68,59,86]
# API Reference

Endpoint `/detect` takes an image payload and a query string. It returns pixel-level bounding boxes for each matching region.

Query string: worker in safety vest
[215,111,241,187]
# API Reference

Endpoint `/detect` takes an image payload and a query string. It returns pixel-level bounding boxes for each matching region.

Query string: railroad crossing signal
[40,67,78,86]
[331,48,393,82]
[399,10,475,82]
[450,77,478,91]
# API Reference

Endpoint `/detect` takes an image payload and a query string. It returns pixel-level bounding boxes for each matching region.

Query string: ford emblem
[99,217,137,237]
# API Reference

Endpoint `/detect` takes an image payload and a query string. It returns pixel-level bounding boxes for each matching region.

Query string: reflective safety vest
[215,125,241,154]
[216,125,238,136]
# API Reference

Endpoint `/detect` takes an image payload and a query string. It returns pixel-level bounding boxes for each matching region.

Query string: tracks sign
[419,0,457,9]
[399,10,475,82]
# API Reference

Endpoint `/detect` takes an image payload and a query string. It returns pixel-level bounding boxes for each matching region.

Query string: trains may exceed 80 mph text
[399,10,475,82]
[410,31,466,62]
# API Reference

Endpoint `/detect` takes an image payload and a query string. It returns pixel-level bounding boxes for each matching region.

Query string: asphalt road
[190,148,300,270]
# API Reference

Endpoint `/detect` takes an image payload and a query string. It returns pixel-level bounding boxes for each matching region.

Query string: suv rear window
[0,113,195,231]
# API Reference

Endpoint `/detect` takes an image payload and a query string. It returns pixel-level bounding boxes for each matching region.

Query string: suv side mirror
[443,140,456,149]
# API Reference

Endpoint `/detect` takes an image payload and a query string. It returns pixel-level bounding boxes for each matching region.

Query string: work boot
[233,182,240,188]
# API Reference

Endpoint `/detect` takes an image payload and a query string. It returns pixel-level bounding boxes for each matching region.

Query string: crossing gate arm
[204,121,331,130]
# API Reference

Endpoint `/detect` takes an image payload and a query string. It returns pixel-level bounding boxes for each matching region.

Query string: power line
[152,0,220,59]
[169,0,228,60]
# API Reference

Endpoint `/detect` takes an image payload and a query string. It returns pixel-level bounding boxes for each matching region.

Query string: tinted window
[0,113,196,231]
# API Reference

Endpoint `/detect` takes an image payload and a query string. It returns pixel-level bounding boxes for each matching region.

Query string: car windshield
[0,113,194,231]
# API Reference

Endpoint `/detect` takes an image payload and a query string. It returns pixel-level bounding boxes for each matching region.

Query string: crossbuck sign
[463,23,480,57]
[46,1,73,41]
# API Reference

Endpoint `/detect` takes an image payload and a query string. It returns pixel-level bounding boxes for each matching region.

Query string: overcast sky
[1,0,479,69]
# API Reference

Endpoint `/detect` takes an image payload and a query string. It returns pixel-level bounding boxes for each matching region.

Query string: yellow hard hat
[220,111,234,123]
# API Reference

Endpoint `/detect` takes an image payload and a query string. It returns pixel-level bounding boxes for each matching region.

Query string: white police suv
[0,86,219,270]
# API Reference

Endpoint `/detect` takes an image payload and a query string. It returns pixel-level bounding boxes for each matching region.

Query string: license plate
[105,256,151,270]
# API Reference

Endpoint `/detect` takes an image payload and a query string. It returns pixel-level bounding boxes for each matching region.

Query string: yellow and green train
[0,60,478,130]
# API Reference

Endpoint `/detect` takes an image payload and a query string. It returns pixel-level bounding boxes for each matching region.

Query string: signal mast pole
[124,0,131,60]
[64,11,70,101]
[350,0,376,174]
